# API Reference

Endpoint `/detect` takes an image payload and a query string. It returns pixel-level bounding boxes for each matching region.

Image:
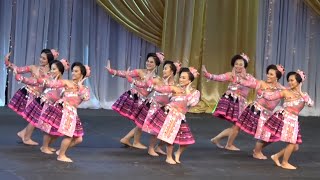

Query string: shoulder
[190,89,200,96]
[245,73,255,79]
[29,65,37,71]
[225,72,233,76]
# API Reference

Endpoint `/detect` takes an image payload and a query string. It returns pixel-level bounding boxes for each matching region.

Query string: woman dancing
[146,67,200,164]
[202,53,255,150]
[37,62,90,162]
[262,70,313,169]
[106,53,164,149]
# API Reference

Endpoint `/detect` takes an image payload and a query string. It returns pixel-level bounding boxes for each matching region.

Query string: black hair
[286,71,302,83]
[163,60,177,75]
[179,67,194,82]
[49,60,65,75]
[231,54,248,68]
[266,64,282,80]
[41,49,54,64]
[146,53,161,66]
[71,62,87,78]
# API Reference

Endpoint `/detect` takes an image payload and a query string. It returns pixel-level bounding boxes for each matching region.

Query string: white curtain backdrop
[0,0,12,106]
[256,0,320,116]
[2,0,320,116]
[1,0,158,109]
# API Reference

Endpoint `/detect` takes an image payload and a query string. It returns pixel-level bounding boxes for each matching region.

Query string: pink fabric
[225,76,254,99]
[208,73,232,82]
[14,65,31,74]
[156,90,200,144]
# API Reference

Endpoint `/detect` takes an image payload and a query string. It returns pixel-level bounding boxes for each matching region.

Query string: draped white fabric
[256,0,320,116]
[2,0,320,117]
[0,0,12,106]
[2,0,158,109]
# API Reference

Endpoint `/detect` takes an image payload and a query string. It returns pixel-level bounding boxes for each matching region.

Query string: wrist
[111,70,117,77]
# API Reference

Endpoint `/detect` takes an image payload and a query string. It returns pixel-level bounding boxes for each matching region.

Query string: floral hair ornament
[276,64,285,75]
[240,53,250,63]
[156,52,165,64]
[60,59,70,71]
[189,67,200,78]
[174,61,182,72]
[296,69,306,82]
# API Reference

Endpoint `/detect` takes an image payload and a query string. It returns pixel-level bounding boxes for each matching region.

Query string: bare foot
[40,147,53,154]
[56,150,60,156]
[17,129,26,142]
[166,158,177,165]
[23,139,39,146]
[57,155,73,163]
[271,155,281,167]
[281,162,297,170]
[155,146,166,155]
[120,138,132,147]
[225,145,240,151]
[49,147,56,152]
[132,142,147,150]
[174,152,181,164]
[148,148,159,157]
[252,150,267,160]
[210,138,224,149]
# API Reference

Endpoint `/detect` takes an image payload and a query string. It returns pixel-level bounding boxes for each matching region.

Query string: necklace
[72,80,80,90]
[290,89,300,95]
[263,82,278,90]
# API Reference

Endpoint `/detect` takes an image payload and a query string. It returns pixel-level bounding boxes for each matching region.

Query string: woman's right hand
[202,65,211,79]
[5,52,11,67]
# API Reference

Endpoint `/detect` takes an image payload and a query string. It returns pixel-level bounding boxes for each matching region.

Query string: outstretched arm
[301,93,314,107]
[187,90,200,107]
[236,78,260,89]
[202,65,233,82]
[263,90,284,101]
[79,86,90,101]
[15,74,38,86]
[105,60,140,78]
[38,79,66,88]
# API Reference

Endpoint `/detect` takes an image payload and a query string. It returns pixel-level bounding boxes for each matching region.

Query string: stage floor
[0,107,319,180]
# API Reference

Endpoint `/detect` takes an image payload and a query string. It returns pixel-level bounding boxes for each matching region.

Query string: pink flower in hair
[156,52,165,64]
[174,61,182,72]
[51,49,59,60]
[60,59,70,71]
[85,65,91,77]
[296,69,306,82]
[189,67,199,78]
[276,64,285,75]
[240,53,250,63]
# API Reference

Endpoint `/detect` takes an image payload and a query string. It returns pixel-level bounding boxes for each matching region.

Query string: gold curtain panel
[97,0,165,46]
[304,0,320,15]
[97,0,259,113]
[197,0,259,113]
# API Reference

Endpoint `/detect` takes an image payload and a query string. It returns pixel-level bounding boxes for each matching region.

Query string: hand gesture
[105,59,114,74]
[231,67,237,81]
[5,52,11,67]
[297,83,304,96]
[15,74,22,81]
[12,67,17,74]
[185,83,192,94]
[201,65,211,79]
[78,77,87,87]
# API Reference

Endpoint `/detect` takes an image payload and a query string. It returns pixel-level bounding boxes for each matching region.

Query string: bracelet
[112,70,117,78]
[17,76,23,84]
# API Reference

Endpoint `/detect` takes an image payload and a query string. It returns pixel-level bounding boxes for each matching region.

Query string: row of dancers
[3,50,313,169]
